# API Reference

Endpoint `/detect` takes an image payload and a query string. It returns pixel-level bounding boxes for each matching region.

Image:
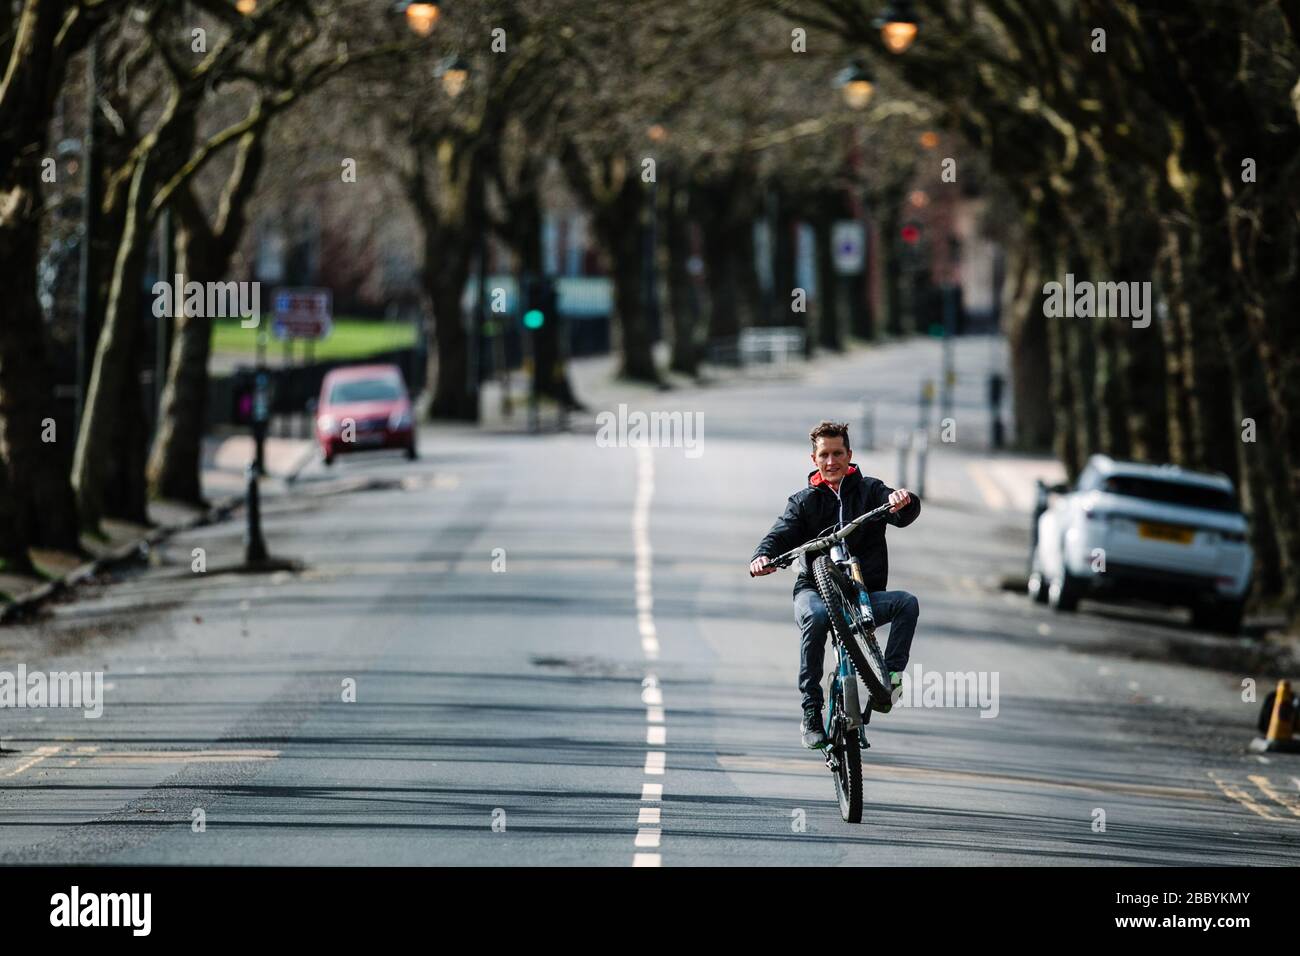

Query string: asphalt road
[1,337,1296,865]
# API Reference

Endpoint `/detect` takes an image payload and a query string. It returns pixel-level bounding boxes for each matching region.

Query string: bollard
[988,373,1005,449]
[1250,680,1300,753]
[918,380,934,433]
[244,464,269,565]
[895,427,911,489]
[252,372,269,476]
[913,429,928,498]
[859,402,876,450]
[940,336,955,424]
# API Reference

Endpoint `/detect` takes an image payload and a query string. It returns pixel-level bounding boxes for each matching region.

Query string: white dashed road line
[633,444,664,866]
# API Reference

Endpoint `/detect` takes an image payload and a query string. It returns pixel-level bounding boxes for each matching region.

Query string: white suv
[1027,455,1252,633]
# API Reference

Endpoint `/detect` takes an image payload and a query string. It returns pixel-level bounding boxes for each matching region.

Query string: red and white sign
[272,288,333,340]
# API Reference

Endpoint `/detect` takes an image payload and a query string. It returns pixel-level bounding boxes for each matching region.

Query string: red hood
[322,398,407,419]
[809,464,858,487]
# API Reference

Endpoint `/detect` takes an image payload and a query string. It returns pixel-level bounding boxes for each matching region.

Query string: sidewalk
[0,432,315,620]
[201,430,316,497]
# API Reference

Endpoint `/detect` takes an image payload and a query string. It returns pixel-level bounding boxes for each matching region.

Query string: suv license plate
[1138,522,1194,544]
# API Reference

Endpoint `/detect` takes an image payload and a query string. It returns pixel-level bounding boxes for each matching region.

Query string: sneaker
[800,706,828,749]
[872,671,905,714]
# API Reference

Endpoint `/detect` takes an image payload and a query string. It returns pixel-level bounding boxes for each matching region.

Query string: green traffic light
[523,309,544,329]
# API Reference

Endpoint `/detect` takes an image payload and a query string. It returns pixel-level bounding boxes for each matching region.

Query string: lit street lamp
[837,60,875,110]
[394,1,441,36]
[875,1,920,54]
[439,55,470,98]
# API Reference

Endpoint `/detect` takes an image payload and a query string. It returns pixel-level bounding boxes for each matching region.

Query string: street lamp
[837,60,875,110]
[394,1,441,36]
[875,1,920,54]
[439,55,469,98]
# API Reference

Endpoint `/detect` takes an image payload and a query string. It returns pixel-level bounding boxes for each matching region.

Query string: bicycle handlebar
[749,500,895,577]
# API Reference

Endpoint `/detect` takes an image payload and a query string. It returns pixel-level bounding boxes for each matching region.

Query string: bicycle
[752,499,896,823]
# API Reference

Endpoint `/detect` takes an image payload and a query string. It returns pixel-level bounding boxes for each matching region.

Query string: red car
[314,364,417,465]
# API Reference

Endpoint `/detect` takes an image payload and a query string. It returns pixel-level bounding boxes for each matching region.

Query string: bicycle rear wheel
[812,555,892,704]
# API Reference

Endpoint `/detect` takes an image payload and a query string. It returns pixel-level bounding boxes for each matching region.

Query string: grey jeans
[793,586,918,712]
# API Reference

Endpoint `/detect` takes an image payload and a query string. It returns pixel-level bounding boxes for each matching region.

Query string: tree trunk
[424,269,476,420]
[579,170,660,383]
[734,217,763,330]
[698,187,740,352]
[812,211,842,352]
[418,206,476,421]
[665,177,700,377]
[771,189,798,329]
[0,0,86,556]
[148,126,265,503]
[147,215,215,504]
[1086,238,1132,460]
[559,148,659,383]
[0,461,33,574]
[879,204,904,337]
[0,161,82,554]
[602,203,658,382]
[72,154,155,531]
[405,134,486,421]
[1002,239,1053,451]
[73,71,204,531]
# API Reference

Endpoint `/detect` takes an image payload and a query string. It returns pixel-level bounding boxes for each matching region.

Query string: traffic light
[521,276,556,330]
[901,222,921,245]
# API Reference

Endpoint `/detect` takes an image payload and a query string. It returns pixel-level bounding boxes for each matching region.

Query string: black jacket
[751,464,921,596]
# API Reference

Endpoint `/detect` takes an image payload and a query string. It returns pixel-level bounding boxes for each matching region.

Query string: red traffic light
[901,224,921,245]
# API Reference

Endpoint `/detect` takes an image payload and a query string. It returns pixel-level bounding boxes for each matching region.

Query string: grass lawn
[211,317,418,361]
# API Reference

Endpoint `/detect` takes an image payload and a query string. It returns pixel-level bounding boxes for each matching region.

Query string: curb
[0,491,245,626]
[282,442,319,485]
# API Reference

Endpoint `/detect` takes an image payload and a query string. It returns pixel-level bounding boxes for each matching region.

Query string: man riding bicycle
[749,421,921,749]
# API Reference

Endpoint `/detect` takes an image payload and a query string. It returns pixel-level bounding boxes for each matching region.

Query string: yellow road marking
[1209,772,1285,822]
[87,749,280,763]
[1248,774,1300,818]
[966,462,1010,512]
[0,745,62,778]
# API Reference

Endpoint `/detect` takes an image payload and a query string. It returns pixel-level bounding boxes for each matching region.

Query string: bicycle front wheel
[812,555,892,704]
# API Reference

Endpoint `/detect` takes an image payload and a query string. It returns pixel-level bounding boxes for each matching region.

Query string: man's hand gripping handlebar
[748,499,896,578]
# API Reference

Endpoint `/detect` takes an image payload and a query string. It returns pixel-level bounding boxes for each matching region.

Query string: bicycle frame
[825,540,873,738]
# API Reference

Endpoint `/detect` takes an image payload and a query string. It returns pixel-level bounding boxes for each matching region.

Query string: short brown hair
[809,420,851,450]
